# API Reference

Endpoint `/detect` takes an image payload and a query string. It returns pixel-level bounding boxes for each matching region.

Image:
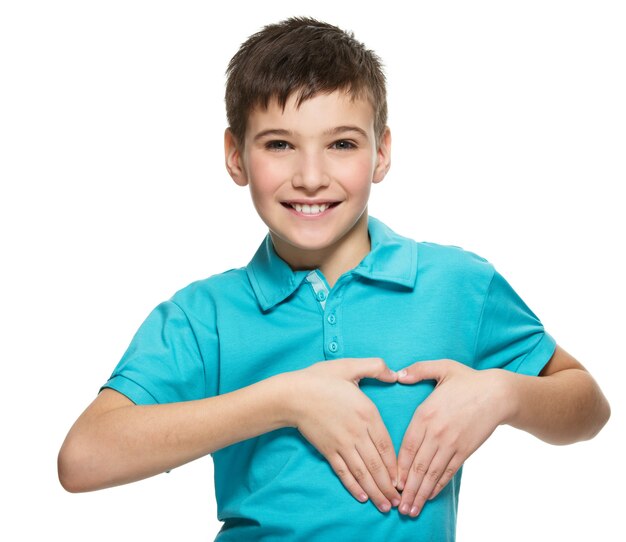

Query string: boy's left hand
[395,359,512,517]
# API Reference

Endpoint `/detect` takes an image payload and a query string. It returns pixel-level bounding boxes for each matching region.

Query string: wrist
[270,371,302,429]
[490,369,520,426]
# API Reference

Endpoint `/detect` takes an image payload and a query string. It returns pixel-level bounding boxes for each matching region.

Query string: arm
[58,357,402,514]
[501,344,611,444]
[393,344,610,517]
[58,375,293,493]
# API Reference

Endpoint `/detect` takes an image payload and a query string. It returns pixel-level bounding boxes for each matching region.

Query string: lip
[282,200,342,205]
[281,201,341,219]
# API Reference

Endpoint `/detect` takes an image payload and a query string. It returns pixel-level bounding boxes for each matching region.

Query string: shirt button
[329,341,338,353]
[316,290,327,302]
[327,314,336,325]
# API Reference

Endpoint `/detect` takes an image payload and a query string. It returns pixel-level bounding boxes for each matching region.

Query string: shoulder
[373,217,497,289]
[167,266,250,315]
[415,241,493,272]
[416,240,495,279]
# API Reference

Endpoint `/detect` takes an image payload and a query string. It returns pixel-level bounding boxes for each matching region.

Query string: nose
[291,149,331,192]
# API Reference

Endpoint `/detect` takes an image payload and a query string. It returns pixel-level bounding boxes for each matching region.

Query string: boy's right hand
[285,357,401,513]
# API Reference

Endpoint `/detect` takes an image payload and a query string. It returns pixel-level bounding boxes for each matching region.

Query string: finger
[398,437,437,515]
[339,445,394,514]
[407,448,456,517]
[326,452,369,504]
[396,421,426,492]
[357,429,401,505]
[428,453,463,501]
[366,415,399,492]
[346,357,397,384]
[397,359,450,384]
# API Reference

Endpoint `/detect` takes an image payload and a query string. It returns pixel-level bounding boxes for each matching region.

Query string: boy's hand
[395,360,511,518]
[286,357,402,514]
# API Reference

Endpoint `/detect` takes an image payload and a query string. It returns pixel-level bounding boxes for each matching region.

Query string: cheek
[247,156,285,205]
[334,158,375,192]
[248,154,288,184]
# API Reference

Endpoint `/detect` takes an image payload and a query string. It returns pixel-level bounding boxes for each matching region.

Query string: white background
[1,1,624,540]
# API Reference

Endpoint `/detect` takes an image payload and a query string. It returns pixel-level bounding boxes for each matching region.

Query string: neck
[271,212,371,289]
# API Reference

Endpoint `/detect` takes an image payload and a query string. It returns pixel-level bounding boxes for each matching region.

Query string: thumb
[396,359,449,384]
[346,357,397,384]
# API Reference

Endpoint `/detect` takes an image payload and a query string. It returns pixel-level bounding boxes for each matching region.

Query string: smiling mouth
[281,202,341,215]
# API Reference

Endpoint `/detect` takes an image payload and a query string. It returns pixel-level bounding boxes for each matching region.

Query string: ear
[224,128,248,187]
[372,126,391,184]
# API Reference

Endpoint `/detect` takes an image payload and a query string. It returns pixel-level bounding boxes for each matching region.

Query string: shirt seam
[170,299,209,399]
[409,240,417,285]
[354,263,412,282]
[509,331,550,374]
[103,374,159,404]
[471,264,497,367]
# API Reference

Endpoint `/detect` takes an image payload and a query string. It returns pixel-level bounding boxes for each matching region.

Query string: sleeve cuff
[99,374,159,405]
[511,331,557,376]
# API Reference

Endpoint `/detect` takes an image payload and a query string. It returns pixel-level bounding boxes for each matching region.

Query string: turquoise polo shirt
[101,215,557,541]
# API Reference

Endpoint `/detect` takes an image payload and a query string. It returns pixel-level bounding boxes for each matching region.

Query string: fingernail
[380,502,391,513]
[397,481,404,491]
[392,478,397,487]
[400,503,410,514]
[410,506,419,516]
[391,498,400,507]
[359,493,368,502]
[398,369,407,378]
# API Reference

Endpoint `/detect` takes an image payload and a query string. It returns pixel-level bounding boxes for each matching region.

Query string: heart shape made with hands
[372,358,508,518]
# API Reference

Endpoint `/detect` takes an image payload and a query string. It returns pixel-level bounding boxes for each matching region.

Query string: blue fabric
[101,215,556,541]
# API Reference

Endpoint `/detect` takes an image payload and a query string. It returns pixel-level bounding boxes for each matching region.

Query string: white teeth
[290,203,331,214]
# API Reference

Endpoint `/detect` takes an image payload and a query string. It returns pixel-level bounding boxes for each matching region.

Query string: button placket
[305,270,346,359]
[305,270,329,312]
[323,281,346,359]
[325,313,342,357]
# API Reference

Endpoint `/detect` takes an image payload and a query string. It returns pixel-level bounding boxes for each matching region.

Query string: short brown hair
[225,16,387,150]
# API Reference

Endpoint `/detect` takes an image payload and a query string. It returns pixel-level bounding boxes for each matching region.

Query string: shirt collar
[245,215,418,312]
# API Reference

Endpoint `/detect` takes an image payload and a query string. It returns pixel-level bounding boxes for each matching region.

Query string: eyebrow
[253,125,369,142]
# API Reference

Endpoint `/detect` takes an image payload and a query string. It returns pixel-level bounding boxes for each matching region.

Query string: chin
[288,238,334,252]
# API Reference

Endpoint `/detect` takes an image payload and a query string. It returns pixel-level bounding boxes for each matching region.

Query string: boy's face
[225,89,391,270]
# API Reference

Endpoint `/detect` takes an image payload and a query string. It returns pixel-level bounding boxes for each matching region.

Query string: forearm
[59,372,297,492]
[499,368,610,445]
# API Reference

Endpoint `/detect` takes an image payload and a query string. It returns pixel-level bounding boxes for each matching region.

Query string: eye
[265,140,292,151]
[331,140,357,150]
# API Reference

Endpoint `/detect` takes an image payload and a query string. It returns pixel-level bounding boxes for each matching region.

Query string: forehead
[245,90,375,141]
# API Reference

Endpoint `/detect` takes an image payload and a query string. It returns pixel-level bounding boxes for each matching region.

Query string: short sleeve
[472,267,557,376]
[100,300,208,405]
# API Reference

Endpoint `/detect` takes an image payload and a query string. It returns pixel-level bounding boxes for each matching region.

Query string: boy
[58,16,610,541]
